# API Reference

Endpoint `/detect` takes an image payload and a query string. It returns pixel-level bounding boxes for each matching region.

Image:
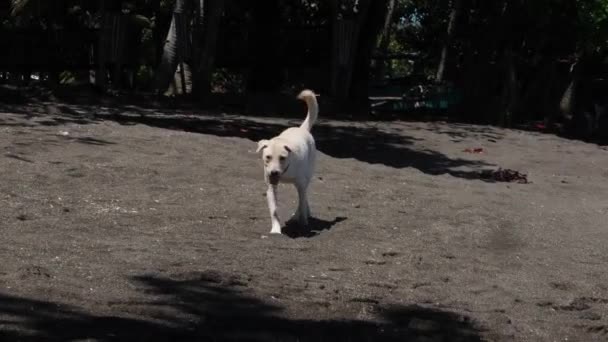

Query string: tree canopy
[1,0,607,139]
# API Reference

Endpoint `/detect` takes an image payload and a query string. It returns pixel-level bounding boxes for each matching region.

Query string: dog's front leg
[266,185,282,234]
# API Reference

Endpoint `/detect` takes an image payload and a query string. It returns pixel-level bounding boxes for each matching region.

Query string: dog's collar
[282,163,290,175]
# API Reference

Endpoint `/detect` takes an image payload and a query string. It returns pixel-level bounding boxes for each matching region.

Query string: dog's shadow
[282,216,347,238]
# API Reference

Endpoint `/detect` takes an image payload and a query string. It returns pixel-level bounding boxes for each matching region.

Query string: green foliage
[136,64,154,89]
[59,70,75,84]
[211,68,245,94]
[10,0,33,16]
[2,0,608,122]
[576,0,608,52]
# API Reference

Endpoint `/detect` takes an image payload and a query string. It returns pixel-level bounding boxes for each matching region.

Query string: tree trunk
[329,0,373,100]
[110,14,126,89]
[350,0,390,109]
[519,60,557,124]
[374,0,395,80]
[460,0,518,123]
[150,0,163,68]
[246,0,282,93]
[96,0,109,90]
[155,0,191,95]
[436,0,462,83]
[192,0,205,69]
[559,61,581,121]
[560,56,599,138]
[193,0,224,98]
[498,49,518,127]
[326,0,389,113]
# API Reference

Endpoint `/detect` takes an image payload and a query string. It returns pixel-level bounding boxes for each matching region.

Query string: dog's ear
[284,145,292,153]
[256,139,270,153]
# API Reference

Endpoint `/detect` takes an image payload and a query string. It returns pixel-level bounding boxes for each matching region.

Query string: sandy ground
[0,99,607,341]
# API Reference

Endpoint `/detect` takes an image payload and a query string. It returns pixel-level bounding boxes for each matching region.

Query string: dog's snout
[269,170,280,177]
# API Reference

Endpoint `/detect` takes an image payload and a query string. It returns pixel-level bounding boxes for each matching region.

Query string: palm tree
[374,0,395,80]
[155,0,191,95]
[435,0,462,83]
[192,0,224,98]
[328,0,388,110]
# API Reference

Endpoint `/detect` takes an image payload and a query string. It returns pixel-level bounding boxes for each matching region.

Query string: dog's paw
[262,233,287,239]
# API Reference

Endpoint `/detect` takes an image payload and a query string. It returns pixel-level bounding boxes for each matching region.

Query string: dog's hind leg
[294,182,310,226]
[266,185,282,234]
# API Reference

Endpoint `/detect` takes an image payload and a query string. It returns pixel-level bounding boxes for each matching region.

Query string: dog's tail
[298,89,318,131]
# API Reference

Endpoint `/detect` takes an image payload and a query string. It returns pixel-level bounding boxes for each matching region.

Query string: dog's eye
[279,156,286,161]
[265,155,271,161]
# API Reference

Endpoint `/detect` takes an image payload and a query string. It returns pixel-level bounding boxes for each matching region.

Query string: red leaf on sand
[464,148,484,154]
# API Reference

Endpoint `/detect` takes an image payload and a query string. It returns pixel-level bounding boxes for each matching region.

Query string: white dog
[256,89,318,234]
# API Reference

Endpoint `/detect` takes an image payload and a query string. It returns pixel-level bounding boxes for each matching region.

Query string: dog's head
[257,138,292,185]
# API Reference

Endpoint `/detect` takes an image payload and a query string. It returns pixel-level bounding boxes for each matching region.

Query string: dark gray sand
[1,102,607,341]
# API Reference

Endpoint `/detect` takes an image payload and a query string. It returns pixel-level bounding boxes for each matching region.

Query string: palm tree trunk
[375,0,395,80]
[192,0,205,68]
[96,0,109,90]
[350,0,390,107]
[246,0,283,93]
[150,0,162,67]
[193,0,224,98]
[499,49,518,127]
[110,14,126,89]
[329,0,373,100]
[436,0,462,83]
[559,61,581,121]
[155,0,190,95]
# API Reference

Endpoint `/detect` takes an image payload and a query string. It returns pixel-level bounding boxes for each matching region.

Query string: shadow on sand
[0,100,493,180]
[0,271,485,341]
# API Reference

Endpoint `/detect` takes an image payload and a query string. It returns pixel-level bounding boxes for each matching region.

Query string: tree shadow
[283,216,347,238]
[0,293,174,342]
[104,111,493,179]
[312,124,490,175]
[5,153,35,163]
[65,136,116,146]
[418,122,506,143]
[0,101,100,126]
[0,100,493,179]
[0,271,486,341]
